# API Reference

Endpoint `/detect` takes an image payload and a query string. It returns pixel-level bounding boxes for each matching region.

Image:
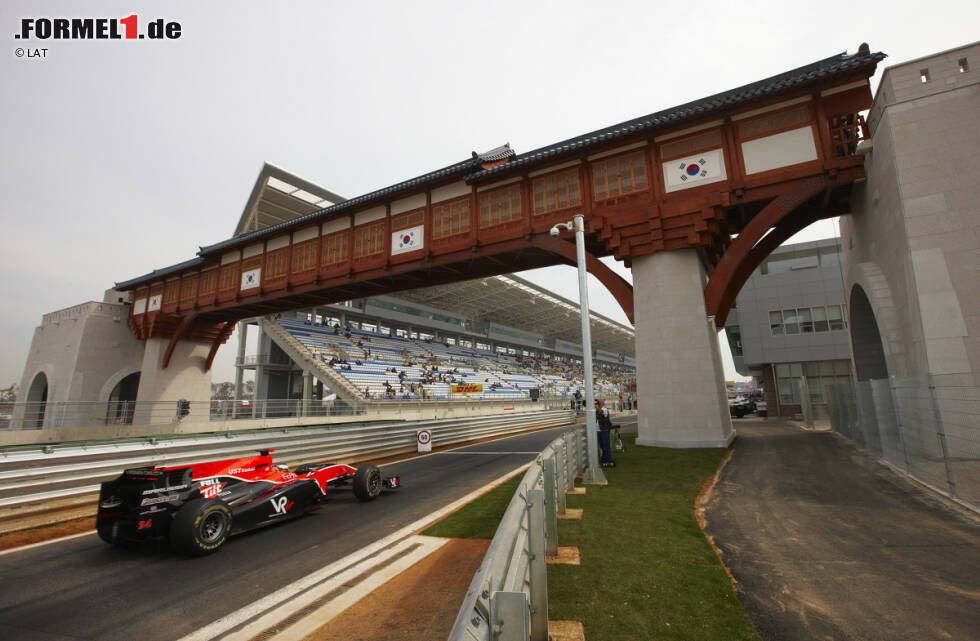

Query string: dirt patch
[695,447,737,589]
[301,537,490,641]
[0,516,93,552]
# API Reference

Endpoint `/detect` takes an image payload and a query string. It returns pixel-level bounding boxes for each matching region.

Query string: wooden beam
[205,321,237,372]
[162,313,198,369]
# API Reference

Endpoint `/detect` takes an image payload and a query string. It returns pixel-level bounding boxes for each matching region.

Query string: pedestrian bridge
[115,47,885,447]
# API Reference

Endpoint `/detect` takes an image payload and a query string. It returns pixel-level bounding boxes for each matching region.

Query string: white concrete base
[135,338,213,406]
[631,249,734,448]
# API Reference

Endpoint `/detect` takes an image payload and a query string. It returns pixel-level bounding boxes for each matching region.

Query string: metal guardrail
[2,395,570,431]
[0,410,576,511]
[449,425,588,641]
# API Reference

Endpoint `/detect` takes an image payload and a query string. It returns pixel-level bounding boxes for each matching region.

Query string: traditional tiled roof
[463,49,885,182]
[115,256,207,289]
[197,144,515,256]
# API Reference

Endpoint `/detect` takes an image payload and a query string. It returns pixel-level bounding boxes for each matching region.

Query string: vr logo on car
[270,496,293,515]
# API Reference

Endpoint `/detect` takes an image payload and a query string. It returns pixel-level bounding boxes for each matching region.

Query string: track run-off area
[0,423,589,641]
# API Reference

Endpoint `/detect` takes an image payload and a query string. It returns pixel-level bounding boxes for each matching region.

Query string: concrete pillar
[632,249,734,447]
[134,338,213,424]
[233,322,247,416]
[302,371,313,416]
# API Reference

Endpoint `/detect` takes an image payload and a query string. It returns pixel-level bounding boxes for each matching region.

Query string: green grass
[424,437,761,641]
[422,474,524,539]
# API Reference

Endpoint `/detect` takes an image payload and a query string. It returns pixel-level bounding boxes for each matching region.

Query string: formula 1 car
[96,449,399,555]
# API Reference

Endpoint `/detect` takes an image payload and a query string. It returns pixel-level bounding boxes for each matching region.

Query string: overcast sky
[2,1,977,389]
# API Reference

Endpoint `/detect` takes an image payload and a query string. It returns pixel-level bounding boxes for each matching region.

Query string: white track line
[176,462,531,641]
[224,535,448,641]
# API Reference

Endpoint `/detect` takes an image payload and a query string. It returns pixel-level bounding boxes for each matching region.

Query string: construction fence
[826,372,980,512]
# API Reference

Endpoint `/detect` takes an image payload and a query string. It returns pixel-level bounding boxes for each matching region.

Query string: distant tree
[211,382,235,400]
[243,380,255,399]
[0,384,17,403]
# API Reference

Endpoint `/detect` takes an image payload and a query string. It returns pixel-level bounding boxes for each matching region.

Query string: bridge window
[433,198,470,239]
[321,230,349,266]
[532,169,581,215]
[291,240,317,273]
[660,130,722,160]
[354,222,385,257]
[828,113,866,157]
[592,151,648,199]
[479,184,522,229]
[265,249,289,280]
[392,209,424,229]
[737,106,809,139]
[198,270,217,296]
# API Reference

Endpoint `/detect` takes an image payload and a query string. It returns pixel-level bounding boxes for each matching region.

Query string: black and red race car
[96,449,399,555]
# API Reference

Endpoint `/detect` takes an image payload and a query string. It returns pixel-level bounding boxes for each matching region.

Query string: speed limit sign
[416,429,432,453]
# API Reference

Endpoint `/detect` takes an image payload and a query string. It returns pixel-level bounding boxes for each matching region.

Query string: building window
[726,325,743,356]
[479,184,522,229]
[266,249,289,280]
[433,198,470,239]
[770,305,847,335]
[354,222,385,258]
[776,360,852,405]
[592,151,648,200]
[532,169,581,215]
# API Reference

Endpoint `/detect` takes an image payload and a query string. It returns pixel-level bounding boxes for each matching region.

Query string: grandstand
[236,273,636,406]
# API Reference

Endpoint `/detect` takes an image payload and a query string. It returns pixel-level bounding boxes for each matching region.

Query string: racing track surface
[0,424,586,641]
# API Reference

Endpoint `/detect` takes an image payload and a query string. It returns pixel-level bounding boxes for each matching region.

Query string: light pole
[551,214,605,483]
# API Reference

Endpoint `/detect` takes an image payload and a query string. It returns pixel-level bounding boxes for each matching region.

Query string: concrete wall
[842,42,980,379]
[14,302,144,427]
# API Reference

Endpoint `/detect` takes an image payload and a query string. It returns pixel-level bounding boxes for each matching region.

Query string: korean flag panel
[662,148,727,193]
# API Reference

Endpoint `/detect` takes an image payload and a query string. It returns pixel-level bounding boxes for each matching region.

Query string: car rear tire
[170,498,232,556]
[97,524,116,545]
[352,465,382,502]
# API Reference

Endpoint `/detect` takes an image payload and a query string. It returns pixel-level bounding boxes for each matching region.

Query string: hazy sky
[2,1,977,388]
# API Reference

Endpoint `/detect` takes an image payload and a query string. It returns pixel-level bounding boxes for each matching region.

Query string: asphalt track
[0,424,580,641]
[703,419,980,641]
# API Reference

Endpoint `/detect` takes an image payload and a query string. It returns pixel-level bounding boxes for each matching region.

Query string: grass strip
[422,474,524,539]
[423,436,761,640]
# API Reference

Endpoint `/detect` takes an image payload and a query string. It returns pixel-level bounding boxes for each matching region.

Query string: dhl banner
[451,384,483,394]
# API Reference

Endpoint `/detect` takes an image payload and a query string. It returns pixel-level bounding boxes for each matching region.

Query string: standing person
[595,399,614,467]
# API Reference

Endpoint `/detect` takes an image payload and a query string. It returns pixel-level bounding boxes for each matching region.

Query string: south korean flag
[662,148,726,192]
[679,158,708,181]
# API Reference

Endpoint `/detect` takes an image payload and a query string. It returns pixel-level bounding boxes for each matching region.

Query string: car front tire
[352,465,383,502]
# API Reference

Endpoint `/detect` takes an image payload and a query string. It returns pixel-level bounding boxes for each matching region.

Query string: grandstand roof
[389,273,635,357]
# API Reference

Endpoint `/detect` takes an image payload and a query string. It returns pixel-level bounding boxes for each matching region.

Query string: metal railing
[827,372,980,512]
[2,394,571,431]
[449,425,588,641]
[0,410,576,512]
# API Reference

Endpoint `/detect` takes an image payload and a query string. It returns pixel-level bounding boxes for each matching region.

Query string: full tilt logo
[15,15,181,40]
[199,479,225,499]
[270,497,294,515]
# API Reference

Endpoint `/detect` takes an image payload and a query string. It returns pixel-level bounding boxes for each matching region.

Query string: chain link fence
[827,372,980,512]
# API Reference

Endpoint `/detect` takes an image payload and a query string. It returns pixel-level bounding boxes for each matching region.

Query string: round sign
[685,163,700,176]
[417,430,432,445]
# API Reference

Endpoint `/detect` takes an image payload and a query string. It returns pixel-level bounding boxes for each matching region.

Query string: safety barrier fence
[449,425,588,641]
[827,371,980,512]
[2,395,571,431]
[0,410,577,513]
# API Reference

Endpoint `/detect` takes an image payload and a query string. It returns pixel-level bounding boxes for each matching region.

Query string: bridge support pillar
[632,249,734,448]
[134,338,212,423]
